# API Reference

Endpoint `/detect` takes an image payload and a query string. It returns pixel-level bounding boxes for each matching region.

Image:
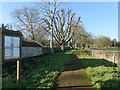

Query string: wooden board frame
[2,28,22,82]
[2,29,22,62]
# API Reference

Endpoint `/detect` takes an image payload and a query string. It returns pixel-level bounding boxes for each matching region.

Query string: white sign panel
[4,36,20,59]
[5,36,11,47]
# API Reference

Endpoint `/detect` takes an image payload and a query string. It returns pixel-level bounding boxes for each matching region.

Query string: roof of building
[22,41,41,47]
[2,29,22,37]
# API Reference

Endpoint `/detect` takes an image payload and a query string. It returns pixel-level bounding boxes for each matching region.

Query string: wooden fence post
[17,59,21,82]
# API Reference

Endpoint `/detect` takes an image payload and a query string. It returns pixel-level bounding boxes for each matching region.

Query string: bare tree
[11,1,81,52]
[11,7,48,46]
[36,1,62,53]
[70,22,87,49]
[70,21,95,49]
[70,22,84,49]
[38,1,80,51]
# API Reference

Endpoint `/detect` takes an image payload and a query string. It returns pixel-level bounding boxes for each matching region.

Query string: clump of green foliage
[80,50,120,89]
[2,50,74,88]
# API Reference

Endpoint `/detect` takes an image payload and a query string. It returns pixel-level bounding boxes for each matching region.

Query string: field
[99,47,120,52]
[79,50,120,89]
[2,50,75,88]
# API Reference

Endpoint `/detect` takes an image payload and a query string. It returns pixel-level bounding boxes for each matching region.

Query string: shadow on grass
[63,55,116,72]
[80,58,117,68]
[57,85,94,89]
[63,54,83,71]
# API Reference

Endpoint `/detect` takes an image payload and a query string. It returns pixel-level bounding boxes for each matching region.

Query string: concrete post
[113,53,115,66]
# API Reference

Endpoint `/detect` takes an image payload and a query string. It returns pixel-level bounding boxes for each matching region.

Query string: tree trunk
[74,42,78,49]
[68,42,72,48]
[60,43,65,51]
[50,29,54,54]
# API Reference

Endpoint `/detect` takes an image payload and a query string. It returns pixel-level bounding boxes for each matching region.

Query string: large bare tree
[11,7,48,46]
[11,1,81,52]
[38,1,80,51]
[36,1,62,53]
[70,21,94,49]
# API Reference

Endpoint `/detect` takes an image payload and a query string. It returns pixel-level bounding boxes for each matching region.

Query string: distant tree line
[93,37,119,49]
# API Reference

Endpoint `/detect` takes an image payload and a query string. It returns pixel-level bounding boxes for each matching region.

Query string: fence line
[22,47,71,59]
[90,50,120,67]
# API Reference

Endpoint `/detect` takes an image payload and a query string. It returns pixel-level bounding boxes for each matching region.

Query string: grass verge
[2,50,75,88]
[79,50,120,89]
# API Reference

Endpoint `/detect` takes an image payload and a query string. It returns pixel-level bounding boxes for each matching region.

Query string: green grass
[2,50,74,88]
[79,50,120,89]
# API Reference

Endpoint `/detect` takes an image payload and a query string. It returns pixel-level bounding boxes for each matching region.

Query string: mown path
[56,50,96,89]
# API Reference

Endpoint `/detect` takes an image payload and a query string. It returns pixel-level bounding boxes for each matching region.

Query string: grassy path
[57,51,95,89]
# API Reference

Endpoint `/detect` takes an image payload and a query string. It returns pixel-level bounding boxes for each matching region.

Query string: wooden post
[17,59,20,82]
[17,36,22,82]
